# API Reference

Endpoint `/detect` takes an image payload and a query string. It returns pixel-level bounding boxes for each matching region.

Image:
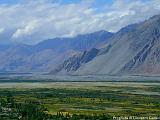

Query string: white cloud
[12,20,39,39]
[0,0,160,44]
[0,28,4,34]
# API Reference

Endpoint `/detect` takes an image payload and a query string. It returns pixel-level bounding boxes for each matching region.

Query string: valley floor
[0,79,160,119]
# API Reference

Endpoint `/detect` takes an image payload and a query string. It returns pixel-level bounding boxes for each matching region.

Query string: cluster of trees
[49,112,112,120]
[0,95,112,120]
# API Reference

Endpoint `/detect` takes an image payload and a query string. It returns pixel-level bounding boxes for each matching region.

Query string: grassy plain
[0,81,160,118]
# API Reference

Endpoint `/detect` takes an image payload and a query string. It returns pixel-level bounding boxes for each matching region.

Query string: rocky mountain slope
[51,15,160,75]
[51,48,100,74]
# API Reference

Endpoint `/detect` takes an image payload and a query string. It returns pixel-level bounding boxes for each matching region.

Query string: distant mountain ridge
[51,15,160,75]
[0,30,113,72]
[34,30,113,52]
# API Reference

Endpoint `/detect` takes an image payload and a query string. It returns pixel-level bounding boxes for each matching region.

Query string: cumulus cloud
[0,0,160,44]
[12,20,39,39]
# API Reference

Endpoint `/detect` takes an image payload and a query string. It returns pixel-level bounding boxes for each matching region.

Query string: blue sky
[0,0,113,13]
[0,0,113,4]
[0,0,113,9]
[0,0,19,4]
[0,0,159,44]
[0,0,113,11]
[60,0,113,5]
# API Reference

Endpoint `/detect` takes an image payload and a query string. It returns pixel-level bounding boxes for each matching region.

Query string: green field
[0,82,160,119]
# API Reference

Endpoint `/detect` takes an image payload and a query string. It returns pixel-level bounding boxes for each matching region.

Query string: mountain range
[0,15,160,76]
[51,15,160,75]
[0,30,113,72]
